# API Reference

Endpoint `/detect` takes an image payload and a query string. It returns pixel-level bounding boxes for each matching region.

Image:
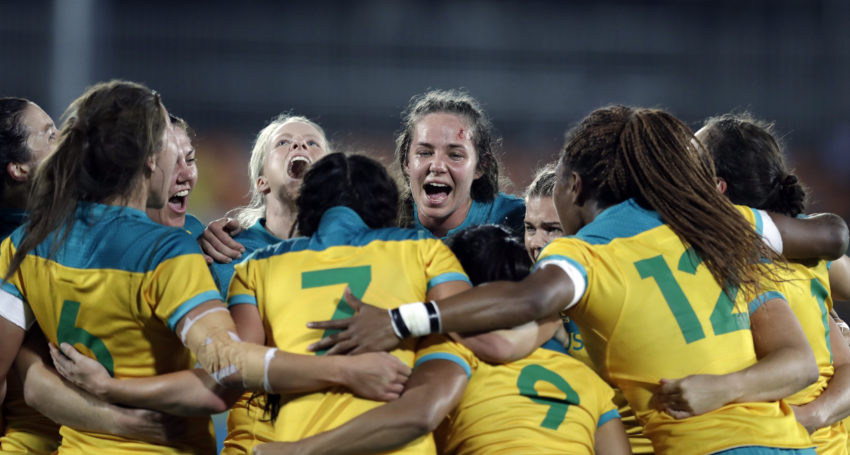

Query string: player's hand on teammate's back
[199,217,245,264]
[308,287,401,355]
[49,342,112,400]
[339,351,411,402]
[651,374,730,419]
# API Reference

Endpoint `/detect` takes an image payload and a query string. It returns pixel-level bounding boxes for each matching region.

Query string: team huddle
[0,80,849,455]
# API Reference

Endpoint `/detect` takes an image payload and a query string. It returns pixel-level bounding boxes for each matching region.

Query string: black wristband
[424,300,441,334]
[389,308,411,339]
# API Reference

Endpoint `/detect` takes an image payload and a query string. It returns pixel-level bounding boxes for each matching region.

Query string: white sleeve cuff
[757,209,783,254]
[538,259,586,311]
[0,288,33,330]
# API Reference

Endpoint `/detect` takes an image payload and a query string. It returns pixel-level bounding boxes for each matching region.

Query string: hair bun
[780,174,798,187]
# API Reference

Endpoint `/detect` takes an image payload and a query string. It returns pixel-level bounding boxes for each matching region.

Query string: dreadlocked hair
[5,80,166,282]
[560,105,783,298]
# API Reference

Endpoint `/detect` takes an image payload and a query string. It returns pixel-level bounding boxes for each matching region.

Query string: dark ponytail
[699,113,807,217]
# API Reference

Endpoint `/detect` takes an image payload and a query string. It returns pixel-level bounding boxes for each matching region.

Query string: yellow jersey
[416,335,619,454]
[215,221,281,455]
[0,214,60,455]
[536,199,812,454]
[0,203,221,454]
[779,260,848,454]
[227,206,470,453]
[563,316,654,453]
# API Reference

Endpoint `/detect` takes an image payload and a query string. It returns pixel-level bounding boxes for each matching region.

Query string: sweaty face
[21,103,57,167]
[524,196,563,261]
[262,120,328,201]
[405,113,481,236]
[147,115,179,210]
[147,127,197,227]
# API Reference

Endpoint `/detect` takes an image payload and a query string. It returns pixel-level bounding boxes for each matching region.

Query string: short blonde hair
[230,114,329,229]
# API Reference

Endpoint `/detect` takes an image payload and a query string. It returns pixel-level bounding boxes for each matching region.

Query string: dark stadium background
[2,0,849,429]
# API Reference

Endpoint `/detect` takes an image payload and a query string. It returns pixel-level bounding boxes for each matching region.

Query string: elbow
[179,394,230,416]
[198,386,232,415]
[791,351,819,393]
[464,336,516,364]
[801,362,819,390]
[206,399,230,415]
[405,406,446,436]
[22,376,45,411]
[822,214,849,260]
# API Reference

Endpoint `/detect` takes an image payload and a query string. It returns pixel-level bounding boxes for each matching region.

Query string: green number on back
[516,364,579,430]
[57,300,114,376]
[635,248,747,344]
[811,278,832,362]
[635,255,705,343]
[301,266,371,355]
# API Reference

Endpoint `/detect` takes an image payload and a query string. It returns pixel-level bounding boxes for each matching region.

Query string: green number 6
[57,300,114,376]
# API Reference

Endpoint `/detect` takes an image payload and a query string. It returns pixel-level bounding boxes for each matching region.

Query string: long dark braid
[561,106,782,297]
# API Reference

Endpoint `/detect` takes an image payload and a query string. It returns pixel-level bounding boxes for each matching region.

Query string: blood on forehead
[457,128,465,140]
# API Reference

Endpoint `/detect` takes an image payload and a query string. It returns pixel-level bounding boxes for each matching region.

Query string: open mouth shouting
[423,182,452,206]
[167,189,190,214]
[288,155,312,180]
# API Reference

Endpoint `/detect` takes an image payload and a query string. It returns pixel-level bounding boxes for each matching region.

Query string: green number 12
[634,248,747,344]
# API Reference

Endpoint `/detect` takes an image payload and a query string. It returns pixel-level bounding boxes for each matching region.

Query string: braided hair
[560,106,782,297]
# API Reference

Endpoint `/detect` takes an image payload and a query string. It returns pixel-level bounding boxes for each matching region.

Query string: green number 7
[302,266,371,355]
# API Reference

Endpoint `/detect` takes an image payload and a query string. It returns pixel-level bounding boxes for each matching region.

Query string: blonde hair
[524,163,558,200]
[229,114,328,229]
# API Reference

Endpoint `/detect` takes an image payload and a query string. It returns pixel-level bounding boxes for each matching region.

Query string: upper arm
[594,417,631,455]
[829,255,850,302]
[426,279,471,302]
[829,316,850,369]
[229,303,265,345]
[0,314,26,383]
[401,359,469,429]
[770,212,849,260]
[173,300,234,348]
[749,296,812,361]
[456,315,561,363]
[0,282,32,383]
